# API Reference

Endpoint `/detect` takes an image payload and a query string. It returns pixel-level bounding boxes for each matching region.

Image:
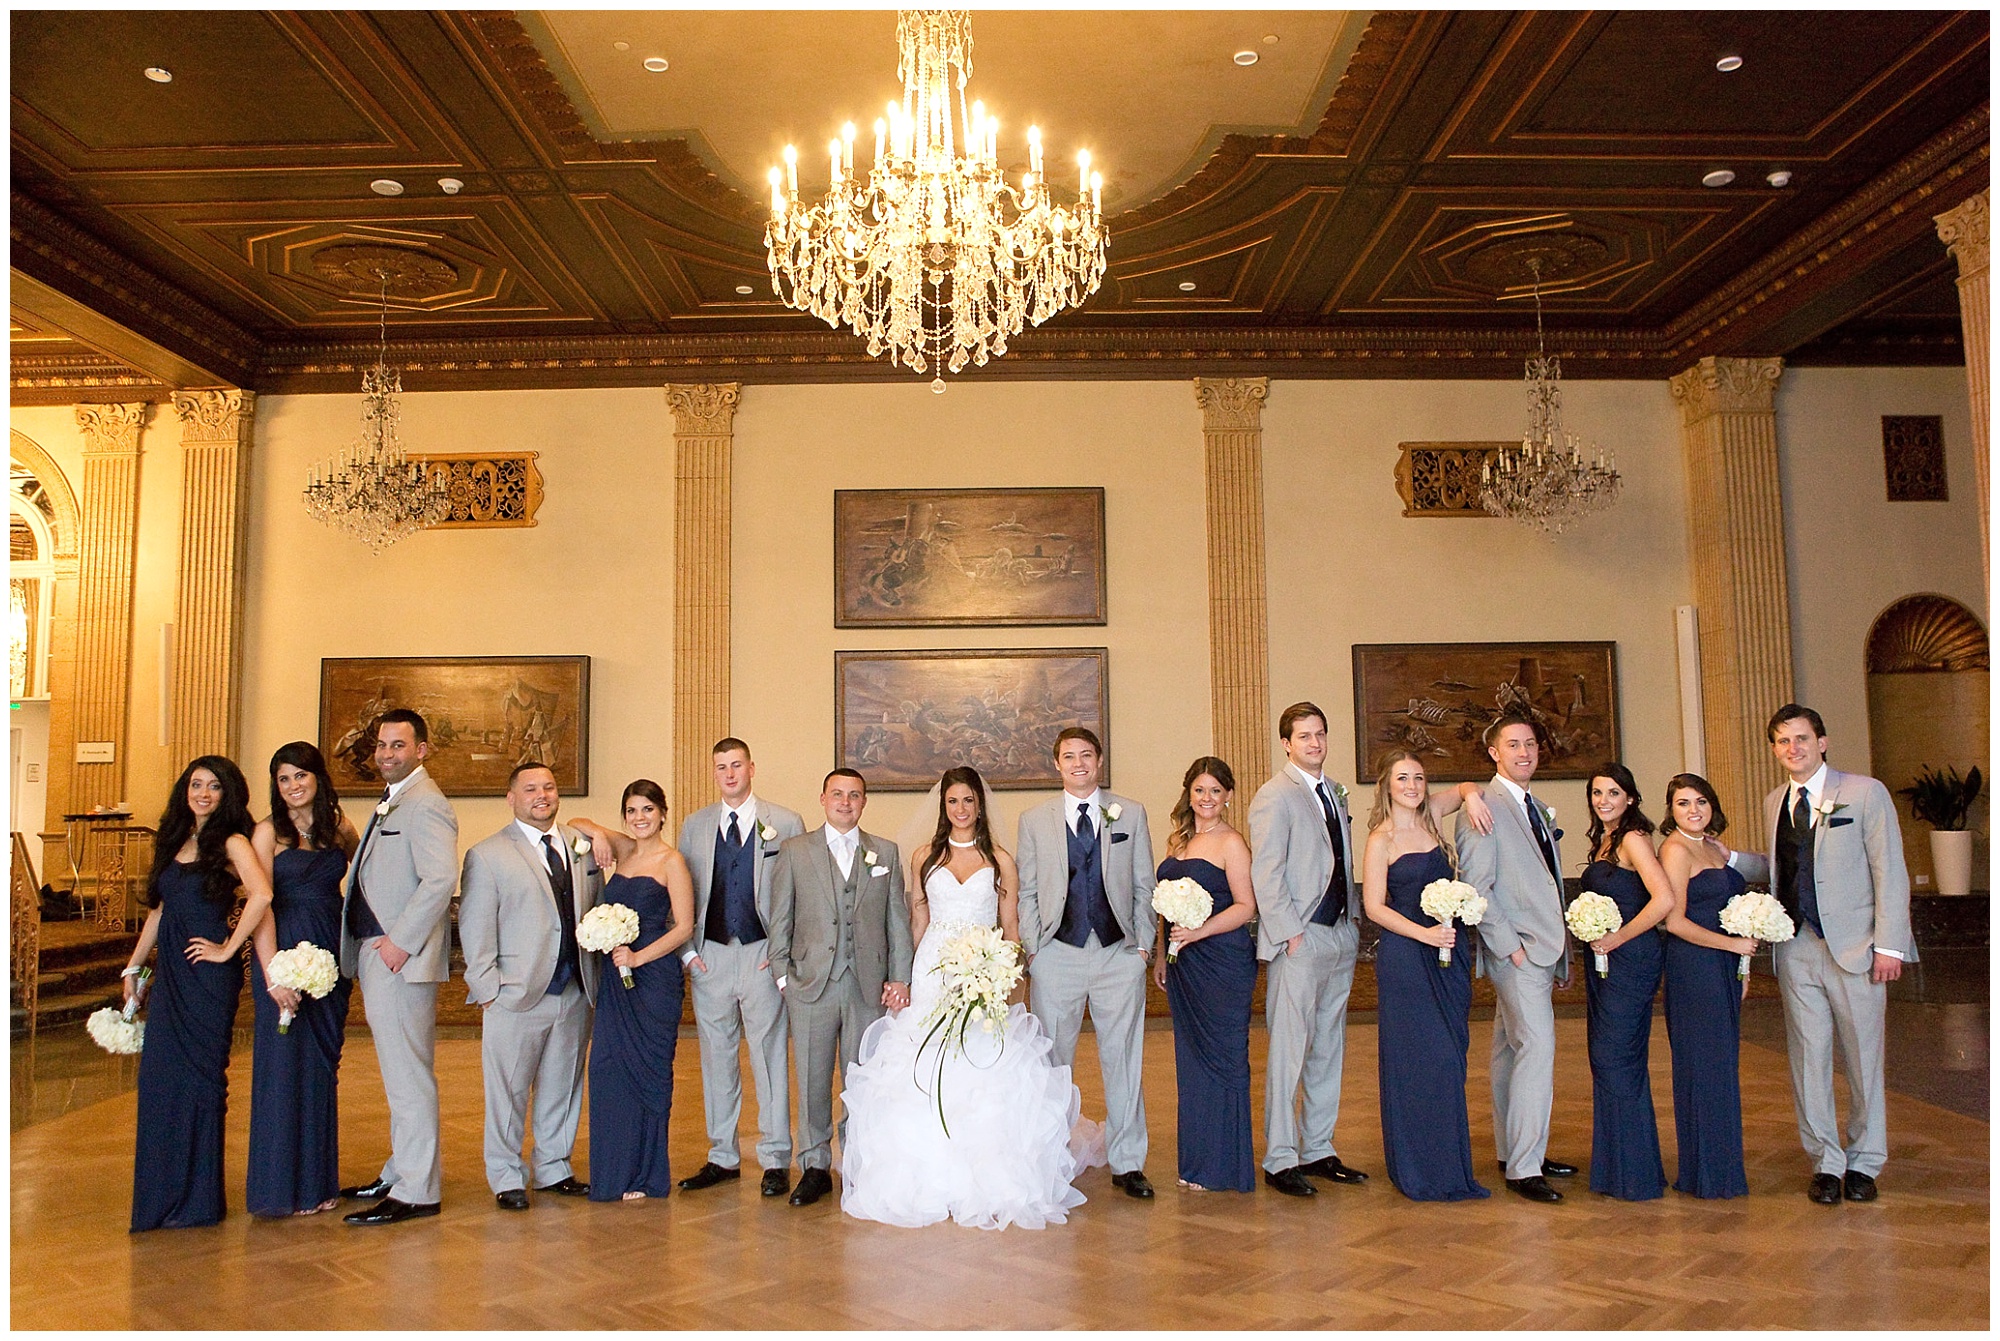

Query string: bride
[840,766,1103,1230]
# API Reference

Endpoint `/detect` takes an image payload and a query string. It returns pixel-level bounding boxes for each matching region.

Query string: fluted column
[68,403,149,812]
[1935,190,1989,601]
[1193,377,1271,827]
[666,383,739,819]
[168,390,255,763]
[1669,357,1792,825]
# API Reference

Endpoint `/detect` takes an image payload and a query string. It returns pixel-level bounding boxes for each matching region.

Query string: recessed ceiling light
[1701,169,1736,188]
[1766,169,1792,188]
[1178,281,1198,292]
[734,284,754,295]
[438,177,463,195]
[643,56,669,73]
[1233,50,1258,66]
[612,41,630,52]
[1715,54,1743,73]
[1262,34,1279,45]
[370,179,405,197]
[143,67,172,83]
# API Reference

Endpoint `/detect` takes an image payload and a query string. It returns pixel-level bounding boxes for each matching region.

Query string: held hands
[1870,951,1903,985]
[267,983,302,1012]
[184,936,235,965]
[880,981,910,1011]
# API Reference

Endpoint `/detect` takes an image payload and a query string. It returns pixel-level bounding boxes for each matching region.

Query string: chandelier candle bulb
[1028,125,1042,173]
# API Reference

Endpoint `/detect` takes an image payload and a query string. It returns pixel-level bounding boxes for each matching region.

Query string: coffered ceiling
[8,9,1988,401]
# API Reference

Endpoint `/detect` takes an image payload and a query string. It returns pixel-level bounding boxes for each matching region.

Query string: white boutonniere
[758,820,777,843]
[863,849,879,866]
[374,800,395,819]
[1813,798,1847,822]
[1331,782,1348,804]
[1102,803,1122,824]
[572,834,593,858]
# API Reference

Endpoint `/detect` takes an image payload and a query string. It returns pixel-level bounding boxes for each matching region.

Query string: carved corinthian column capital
[1668,356,1783,425]
[75,402,149,454]
[1193,377,1269,432]
[171,388,255,442]
[665,383,741,437]
[1936,189,1990,279]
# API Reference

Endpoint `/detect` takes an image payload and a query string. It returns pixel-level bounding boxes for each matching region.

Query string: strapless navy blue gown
[247,845,352,1216]
[1159,855,1256,1191]
[1665,865,1749,1199]
[588,874,685,1200]
[1581,860,1666,1200]
[1376,847,1489,1201]
[131,860,242,1231]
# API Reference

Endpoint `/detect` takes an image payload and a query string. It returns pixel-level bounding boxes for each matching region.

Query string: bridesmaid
[1577,763,1675,1201]
[1361,750,1495,1202]
[1659,773,1759,1200]
[570,780,697,1201]
[122,756,273,1231]
[246,742,358,1217]
[1150,757,1257,1192]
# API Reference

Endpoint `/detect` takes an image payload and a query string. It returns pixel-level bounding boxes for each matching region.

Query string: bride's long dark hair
[918,766,997,888]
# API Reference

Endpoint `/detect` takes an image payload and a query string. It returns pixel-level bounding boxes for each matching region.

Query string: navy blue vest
[1056,808,1123,948]
[704,823,764,945]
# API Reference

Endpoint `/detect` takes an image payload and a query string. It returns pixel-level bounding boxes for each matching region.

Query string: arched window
[9,463,57,700]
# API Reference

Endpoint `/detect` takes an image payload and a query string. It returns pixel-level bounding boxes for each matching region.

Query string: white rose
[863,849,878,866]
[1103,803,1122,823]
[374,801,391,817]
[572,835,592,857]
[759,821,777,842]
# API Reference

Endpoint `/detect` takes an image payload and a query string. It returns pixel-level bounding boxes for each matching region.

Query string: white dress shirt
[825,823,861,880]
[515,817,562,867]
[1288,762,1339,813]
[1062,788,1106,835]
[384,764,428,804]
[720,796,761,840]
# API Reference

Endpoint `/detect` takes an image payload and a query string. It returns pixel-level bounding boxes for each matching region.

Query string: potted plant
[1898,765,1984,897]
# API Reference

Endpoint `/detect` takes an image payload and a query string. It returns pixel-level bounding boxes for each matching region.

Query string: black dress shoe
[1299,1156,1369,1184]
[340,1178,394,1201]
[1842,1171,1878,1202]
[344,1197,441,1226]
[1111,1170,1155,1199]
[1808,1173,1843,1204]
[535,1177,590,1197]
[1263,1167,1317,1198]
[495,1189,530,1211]
[1506,1176,1563,1203]
[677,1162,742,1192]
[1541,1158,1577,1178]
[760,1168,791,1198]
[788,1167,833,1207]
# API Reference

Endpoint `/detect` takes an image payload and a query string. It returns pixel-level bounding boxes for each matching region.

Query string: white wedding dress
[840,863,1104,1230]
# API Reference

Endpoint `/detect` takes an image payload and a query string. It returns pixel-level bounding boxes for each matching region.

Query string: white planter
[1929,829,1974,897]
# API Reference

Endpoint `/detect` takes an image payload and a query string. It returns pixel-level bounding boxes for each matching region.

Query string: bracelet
[120,966,142,978]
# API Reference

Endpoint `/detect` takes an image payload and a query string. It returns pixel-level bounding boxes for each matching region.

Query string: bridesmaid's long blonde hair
[1366,749,1453,865]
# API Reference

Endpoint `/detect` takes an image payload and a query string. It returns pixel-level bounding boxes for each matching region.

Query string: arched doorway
[7,432,80,878]
[1865,594,1989,893]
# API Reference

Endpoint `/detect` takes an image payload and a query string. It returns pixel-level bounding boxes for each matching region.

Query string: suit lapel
[1291,773,1333,856]
[1813,770,1848,859]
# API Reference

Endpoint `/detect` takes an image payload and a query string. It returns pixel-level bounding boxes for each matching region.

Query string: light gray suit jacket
[1247,770,1359,962]
[1764,768,1916,974]
[1016,792,1156,954]
[1457,776,1569,973]
[457,822,604,1010]
[677,798,807,955]
[340,769,458,982]
[766,828,914,1005]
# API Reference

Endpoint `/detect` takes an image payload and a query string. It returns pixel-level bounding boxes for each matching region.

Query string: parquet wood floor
[11,1017,1987,1330]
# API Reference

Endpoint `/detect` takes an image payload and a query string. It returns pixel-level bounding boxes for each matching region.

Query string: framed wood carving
[835,648,1109,791]
[834,487,1107,627]
[1351,641,1618,783]
[318,656,589,797]
[1393,442,1507,517]
[412,451,544,527]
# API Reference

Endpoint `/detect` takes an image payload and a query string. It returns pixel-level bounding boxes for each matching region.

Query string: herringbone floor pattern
[11,1016,1987,1329]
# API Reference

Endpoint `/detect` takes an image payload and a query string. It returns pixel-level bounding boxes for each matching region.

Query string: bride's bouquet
[1565,892,1624,977]
[87,966,150,1054]
[266,942,340,1033]
[1150,877,1213,962]
[918,924,1024,1136]
[1417,878,1487,967]
[576,902,642,987]
[1718,889,1796,980]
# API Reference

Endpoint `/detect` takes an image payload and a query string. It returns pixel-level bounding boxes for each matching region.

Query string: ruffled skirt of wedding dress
[840,1001,1106,1230]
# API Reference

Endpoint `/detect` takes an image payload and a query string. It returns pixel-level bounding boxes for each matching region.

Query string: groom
[1017,727,1157,1198]
[766,768,912,1207]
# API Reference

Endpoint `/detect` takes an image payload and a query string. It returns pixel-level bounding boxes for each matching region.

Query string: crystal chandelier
[1481,258,1622,534]
[765,10,1108,391]
[302,276,451,552]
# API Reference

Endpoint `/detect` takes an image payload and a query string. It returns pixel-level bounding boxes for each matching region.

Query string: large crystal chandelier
[1481,258,1622,534]
[302,277,451,552]
[765,10,1108,391]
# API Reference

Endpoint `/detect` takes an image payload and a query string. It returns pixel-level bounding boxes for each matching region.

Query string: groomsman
[457,762,602,1209]
[1764,704,1916,1204]
[340,709,458,1226]
[1248,702,1370,1198]
[1456,709,1576,1203]
[1017,727,1157,1198]
[676,737,806,1199]
[766,769,913,1207]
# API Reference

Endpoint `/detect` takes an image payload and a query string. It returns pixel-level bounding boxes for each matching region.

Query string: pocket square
[762,848,778,858]
[1828,816,1855,828]
[379,829,402,837]
[869,865,890,878]
[1110,832,1131,844]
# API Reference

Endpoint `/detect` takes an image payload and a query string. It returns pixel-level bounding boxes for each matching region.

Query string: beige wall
[1262,379,1694,873]
[729,381,1213,851]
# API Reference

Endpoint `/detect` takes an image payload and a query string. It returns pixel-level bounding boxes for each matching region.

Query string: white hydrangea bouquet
[267,942,340,1033]
[1418,878,1487,967]
[918,923,1024,1136]
[1718,889,1796,980]
[1565,891,1624,977]
[576,902,642,988]
[87,966,151,1053]
[1150,877,1214,962]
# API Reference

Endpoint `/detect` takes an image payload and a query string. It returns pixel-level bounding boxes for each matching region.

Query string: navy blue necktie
[1076,802,1096,850]
[1525,795,1560,885]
